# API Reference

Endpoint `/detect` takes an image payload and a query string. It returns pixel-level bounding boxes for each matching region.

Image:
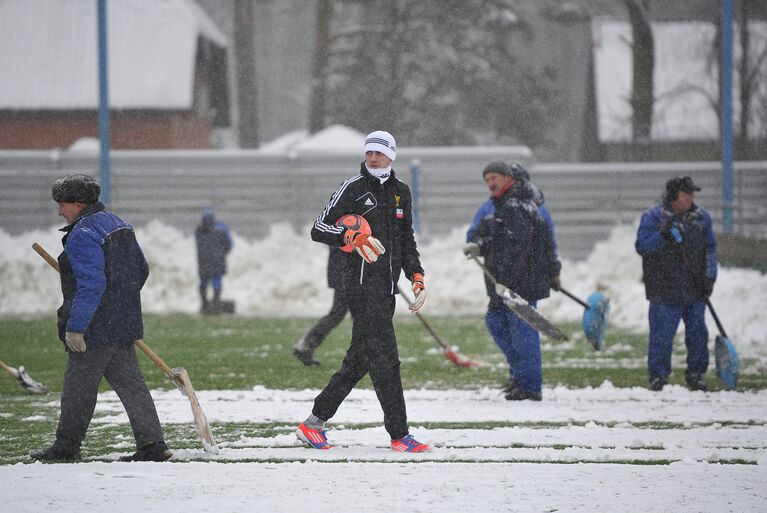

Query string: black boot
[30,441,81,462]
[120,441,172,462]
[648,375,667,391]
[685,371,708,391]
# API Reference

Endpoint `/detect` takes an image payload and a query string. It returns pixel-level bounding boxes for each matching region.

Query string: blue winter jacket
[57,202,149,345]
[466,185,559,257]
[469,183,560,305]
[635,201,717,304]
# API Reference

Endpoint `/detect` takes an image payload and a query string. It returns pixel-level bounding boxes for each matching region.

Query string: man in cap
[30,174,171,462]
[463,161,560,401]
[635,176,717,391]
[295,130,430,452]
[195,208,233,314]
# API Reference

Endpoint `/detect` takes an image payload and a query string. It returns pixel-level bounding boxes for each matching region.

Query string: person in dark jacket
[463,161,561,401]
[466,162,561,399]
[293,246,349,366]
[295,130,429,453]
[635,176,717,392]
[195,209,232,314]
[30,174,170,463]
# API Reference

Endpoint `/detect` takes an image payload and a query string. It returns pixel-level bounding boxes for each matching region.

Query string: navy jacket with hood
[471,182,560,306]
[635,201,717,304]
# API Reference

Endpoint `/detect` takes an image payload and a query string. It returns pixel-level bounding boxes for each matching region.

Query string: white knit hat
[364,130,396,161]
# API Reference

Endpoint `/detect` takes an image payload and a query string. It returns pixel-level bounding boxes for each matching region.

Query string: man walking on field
[295,130,429,452]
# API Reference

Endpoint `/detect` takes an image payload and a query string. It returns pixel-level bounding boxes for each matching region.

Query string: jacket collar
[59,201,105,233]
[359,162,396,185]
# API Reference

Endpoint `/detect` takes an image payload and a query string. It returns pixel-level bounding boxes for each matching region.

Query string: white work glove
[344,230,385,264]
[65,332,86,352]
[409,273,426,313]
[462,242,481,258]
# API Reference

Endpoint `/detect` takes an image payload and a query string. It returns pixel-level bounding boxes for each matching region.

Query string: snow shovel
[471,256,568,341]
[0,359,50,394]
[558,287,610,351]
[32,242,219,454]
[705,298,739,390]
[399,286,481,368]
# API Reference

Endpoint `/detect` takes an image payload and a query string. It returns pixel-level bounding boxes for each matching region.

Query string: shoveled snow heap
[1,221,765,358]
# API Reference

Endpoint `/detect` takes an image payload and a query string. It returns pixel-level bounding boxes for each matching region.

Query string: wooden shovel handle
[33,242,174,377]
[33,243,60,272]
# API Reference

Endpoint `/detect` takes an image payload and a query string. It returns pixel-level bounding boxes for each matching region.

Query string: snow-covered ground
[2,219,766,359]
[2,221,767,512]
[3,386,767,512]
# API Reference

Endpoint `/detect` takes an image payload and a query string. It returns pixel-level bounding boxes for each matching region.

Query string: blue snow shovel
[706,298,739,390]
[559,288,610,350]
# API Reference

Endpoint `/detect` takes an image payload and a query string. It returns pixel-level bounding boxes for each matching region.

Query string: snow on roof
[0,0,228,111]
[593,19,767,142]
[293,124,366,153]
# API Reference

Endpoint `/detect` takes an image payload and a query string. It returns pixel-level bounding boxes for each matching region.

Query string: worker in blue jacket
[464,161,560,401]
[465,163,560,399]
[635,176,717,392]
[30,174,170,463]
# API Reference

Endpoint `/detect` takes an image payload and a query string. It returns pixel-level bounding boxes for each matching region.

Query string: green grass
[2,314,763,394]
[1,314,764,464]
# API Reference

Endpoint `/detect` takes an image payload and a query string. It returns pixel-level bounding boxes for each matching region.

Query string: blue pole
[721,0,734,233]
[410,159,421,234]
[97,0,111,204]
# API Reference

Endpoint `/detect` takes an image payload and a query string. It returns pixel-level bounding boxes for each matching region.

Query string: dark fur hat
[52,174,101,204]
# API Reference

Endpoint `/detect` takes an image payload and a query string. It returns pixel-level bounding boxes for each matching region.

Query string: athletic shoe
[504,388,542,401]
[648,376,666,391]
[390,434,430,453]
[120,441,172,462]
[29,443,81,462]
[685,373,708,392]
[293,348,321,367]
[296,422,332,449]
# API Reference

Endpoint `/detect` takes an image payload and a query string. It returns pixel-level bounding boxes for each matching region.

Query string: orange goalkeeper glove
[409,273,426,313]
[343,230,385,264]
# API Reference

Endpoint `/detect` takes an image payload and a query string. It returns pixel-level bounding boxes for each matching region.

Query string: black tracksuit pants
[56,340,164,450]
[303,287,349,351]
[311,291,408,440]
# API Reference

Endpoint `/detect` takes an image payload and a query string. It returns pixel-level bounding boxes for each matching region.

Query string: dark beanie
[52,174,101,204]
[482,160,511,177]
[510,162,530,181]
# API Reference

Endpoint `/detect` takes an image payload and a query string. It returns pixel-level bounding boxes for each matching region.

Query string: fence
[1,149,765,260]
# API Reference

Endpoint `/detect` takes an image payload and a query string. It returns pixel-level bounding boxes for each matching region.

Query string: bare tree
[309,0,333,133]
[234,0,258,147]
[625,0,654,161]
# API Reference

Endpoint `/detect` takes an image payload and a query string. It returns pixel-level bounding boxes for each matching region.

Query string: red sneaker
[296,422,332,450]
[390,434,430,453]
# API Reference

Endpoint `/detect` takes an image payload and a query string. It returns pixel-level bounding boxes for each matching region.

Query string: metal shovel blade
[16,366,50,394]
[583,292,610,351]
[714,335,739,390]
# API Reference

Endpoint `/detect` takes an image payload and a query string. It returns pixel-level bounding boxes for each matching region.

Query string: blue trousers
[199,275,223,294]
[648,301,709,378]
[485,305,542,394]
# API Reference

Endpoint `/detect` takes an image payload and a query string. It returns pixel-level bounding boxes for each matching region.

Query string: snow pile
[1,220,765,357]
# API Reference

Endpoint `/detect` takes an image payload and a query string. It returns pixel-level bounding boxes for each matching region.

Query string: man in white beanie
[296,130,429,452]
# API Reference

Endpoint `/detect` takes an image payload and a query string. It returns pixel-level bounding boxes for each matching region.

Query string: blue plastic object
[714,334,739,390]
[583,292,610,350]
[669,226,683,244]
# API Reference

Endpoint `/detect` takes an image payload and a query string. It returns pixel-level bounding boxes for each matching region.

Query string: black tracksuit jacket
[311,164,424,295]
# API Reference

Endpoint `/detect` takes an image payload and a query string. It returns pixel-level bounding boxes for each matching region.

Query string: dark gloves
[549,276,561,291]
[702,277,714,298]
[660,220,683,244]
